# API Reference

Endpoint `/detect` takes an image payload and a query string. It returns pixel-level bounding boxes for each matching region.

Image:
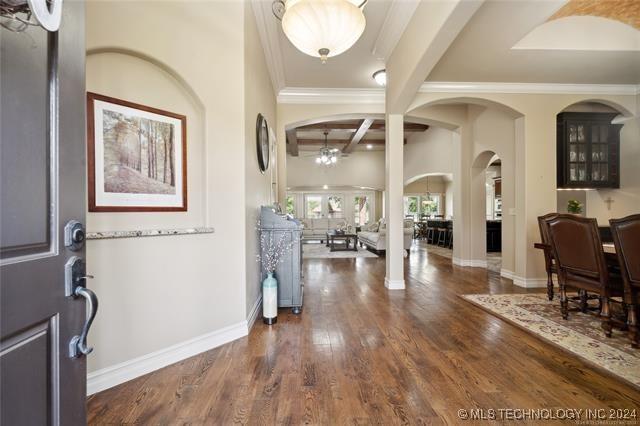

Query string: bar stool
[447,223,453,249]
[437,227,448,246]
[426,223,435,244]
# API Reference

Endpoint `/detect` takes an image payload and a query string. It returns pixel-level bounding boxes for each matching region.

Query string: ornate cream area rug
[302,243,378,259]
[462,293,640,389]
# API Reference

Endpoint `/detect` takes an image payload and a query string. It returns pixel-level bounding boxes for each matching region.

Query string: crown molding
[251,0,286,93]
[372,0,420,61]
[277,82,639,105]
[277,87,385,104]
[420,81,640,96]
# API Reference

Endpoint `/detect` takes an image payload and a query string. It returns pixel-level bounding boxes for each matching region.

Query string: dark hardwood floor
[87,245,640,424]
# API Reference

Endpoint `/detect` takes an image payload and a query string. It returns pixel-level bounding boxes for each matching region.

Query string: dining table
[534,242,619,265]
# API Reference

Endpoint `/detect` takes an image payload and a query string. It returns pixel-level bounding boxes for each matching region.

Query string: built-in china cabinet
[556,112,622,189]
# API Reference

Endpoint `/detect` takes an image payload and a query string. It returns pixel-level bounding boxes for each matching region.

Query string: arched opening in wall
[555,100,632,222]
[471,151,503,273]
[284,115,433,225]
[406,96,521,274]
[404,173,454,259]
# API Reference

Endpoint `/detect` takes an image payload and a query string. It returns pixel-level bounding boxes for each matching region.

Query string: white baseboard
[500,268,515,280]
[385,277,405,290]
[512,275,548,288]
[87,320,248,395]
[247,294,263,330]
[452,257,487,268]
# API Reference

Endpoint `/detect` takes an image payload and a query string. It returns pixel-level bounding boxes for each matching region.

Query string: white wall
[85,1,271,385]
[244,4,277,319]
[287,150,385,190]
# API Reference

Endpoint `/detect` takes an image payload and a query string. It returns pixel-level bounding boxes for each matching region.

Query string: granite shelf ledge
[87,227,215,240]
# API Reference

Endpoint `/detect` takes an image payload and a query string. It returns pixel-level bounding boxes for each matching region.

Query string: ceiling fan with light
[272,0,367,64]
[315,130,340,166]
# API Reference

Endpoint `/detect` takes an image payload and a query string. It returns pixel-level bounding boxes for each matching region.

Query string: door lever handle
[69,285,98,358]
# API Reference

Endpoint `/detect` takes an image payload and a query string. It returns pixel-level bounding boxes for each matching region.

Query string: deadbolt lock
[64,220,85,251]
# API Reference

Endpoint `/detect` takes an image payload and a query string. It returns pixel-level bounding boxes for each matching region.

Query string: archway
[470,151,504,272]
[406,97,521,273]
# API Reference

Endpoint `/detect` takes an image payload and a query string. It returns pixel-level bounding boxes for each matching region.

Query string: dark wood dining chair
[543,214,624,336]
[609,214,640,348]
[538,213,559,301]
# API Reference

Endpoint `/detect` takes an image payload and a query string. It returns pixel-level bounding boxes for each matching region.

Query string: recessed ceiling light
[323,184,329,190]
[372,69,386,86]
[366,144,373,149]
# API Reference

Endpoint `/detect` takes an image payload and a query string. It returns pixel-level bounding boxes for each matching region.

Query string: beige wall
[85,1,272,380]
[404,126,455,182]
[244,4,277,318]
[287,151,385,190]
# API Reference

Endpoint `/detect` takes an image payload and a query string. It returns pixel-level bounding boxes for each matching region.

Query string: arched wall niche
[86,48,209,230]
[555,99,640,224]
[87,47,206,113]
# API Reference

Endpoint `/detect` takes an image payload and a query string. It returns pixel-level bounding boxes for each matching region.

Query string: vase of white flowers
[257,229,294,325]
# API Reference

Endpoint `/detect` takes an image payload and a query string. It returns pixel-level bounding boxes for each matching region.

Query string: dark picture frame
[87,92,187,212]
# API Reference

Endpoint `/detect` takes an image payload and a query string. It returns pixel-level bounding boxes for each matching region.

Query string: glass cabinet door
[568,123,587,183]
[590,124,609,183]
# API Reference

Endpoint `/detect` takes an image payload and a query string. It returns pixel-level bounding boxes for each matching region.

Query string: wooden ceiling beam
[297,139,407,146]
[343,118,374,154]
[296,122,429,132]
[286,128,298,157]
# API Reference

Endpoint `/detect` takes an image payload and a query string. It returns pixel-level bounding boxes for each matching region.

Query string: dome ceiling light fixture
[315,130,340,166]
[372,69,386,86]
[272,0,368,64]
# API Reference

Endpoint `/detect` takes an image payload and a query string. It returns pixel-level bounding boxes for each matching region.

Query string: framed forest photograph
[87,92,187,212]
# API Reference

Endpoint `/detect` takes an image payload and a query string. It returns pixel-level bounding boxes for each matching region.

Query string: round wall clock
[256,114,269,173]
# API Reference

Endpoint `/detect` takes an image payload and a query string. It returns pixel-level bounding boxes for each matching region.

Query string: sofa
[300,218,348,242]
[357,219,414,253]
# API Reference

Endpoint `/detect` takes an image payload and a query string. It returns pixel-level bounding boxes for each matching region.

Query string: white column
[385,113,405,290]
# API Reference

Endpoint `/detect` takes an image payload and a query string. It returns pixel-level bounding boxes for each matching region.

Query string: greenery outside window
[404,194,441,220]
[305,195,322,219]
[285,195,295,216]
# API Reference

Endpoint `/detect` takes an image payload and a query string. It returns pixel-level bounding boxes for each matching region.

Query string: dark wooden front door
[1,2,89,424]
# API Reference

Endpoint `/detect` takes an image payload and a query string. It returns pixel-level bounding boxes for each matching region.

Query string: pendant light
[315,130,339,166]
[273,0,367,64]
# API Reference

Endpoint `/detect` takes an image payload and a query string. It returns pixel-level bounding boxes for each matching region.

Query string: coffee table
[325,230,358,252]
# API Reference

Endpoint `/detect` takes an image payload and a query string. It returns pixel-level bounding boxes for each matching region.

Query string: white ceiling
[279,0,389,88]
[255,0,640,90]
[253,0,417,90]
[428,1,640,84]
